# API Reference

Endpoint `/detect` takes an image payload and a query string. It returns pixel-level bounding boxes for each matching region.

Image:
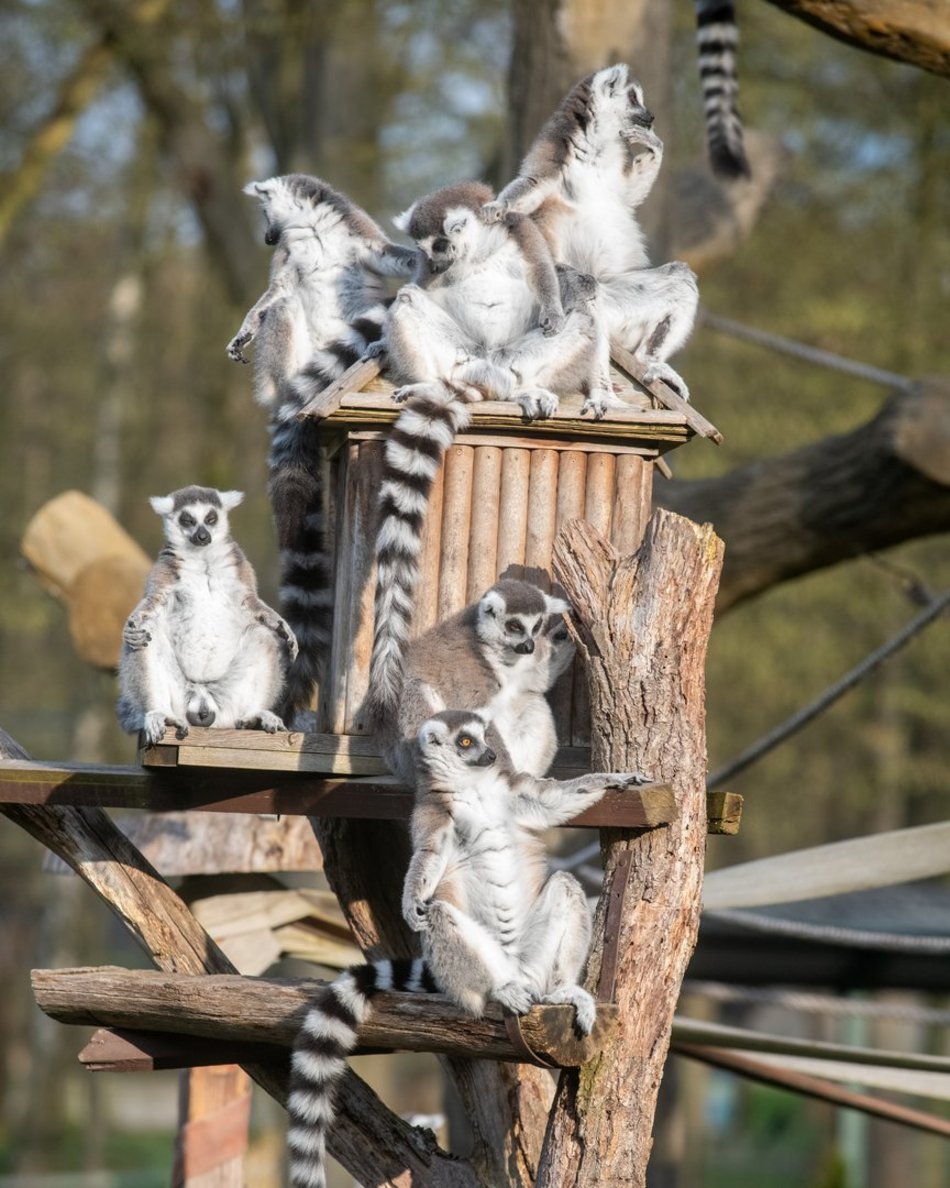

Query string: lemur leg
[496,305,599,420]
[212,625,288,732]
[119,626,190,743]
[603,263,699,401]
[517,871,596,1034]
[423,901,532,1017]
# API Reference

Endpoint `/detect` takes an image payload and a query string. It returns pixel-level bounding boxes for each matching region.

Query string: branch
[763,0,950,79]
[655,379,950,612]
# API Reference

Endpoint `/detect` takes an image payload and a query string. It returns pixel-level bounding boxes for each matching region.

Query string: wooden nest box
[304,356,718,744]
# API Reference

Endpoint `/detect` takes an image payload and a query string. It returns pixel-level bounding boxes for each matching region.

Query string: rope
[699,311,915,390]
[707,588,950,791]
[705,907,950,955]
[682,980,950,1026]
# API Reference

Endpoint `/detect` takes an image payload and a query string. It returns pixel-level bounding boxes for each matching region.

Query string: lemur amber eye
[205,511,217,525]
[458,736,473,748]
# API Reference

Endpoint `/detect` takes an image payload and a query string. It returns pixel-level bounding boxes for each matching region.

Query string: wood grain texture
[525,449,559,580]
[466,446,503,600]
[416,461,446,633]
[611,456,653,555]
[495,448,532,575]
[438,445,475,618]
[344,441,384,733]
[324,443,358,732]
[33,967,618,1068]
[583,453,615,539]
[610,344,723,444]
[539,512,724,1187]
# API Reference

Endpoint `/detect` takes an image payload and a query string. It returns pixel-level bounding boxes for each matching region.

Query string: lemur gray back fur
[116,487,297,744]
[226,174,416,724]
[365,576,572,783]
[286,709,647,1188]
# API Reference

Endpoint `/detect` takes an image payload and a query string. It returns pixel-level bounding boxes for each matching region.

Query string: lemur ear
[218,490,244,511]
[544,594,571,616]
[419,719,448,747]
[243,180,270,198]
[595,63,627,95]
[479,589,505,619]
[149,495,174,516]
[392,204,415,235]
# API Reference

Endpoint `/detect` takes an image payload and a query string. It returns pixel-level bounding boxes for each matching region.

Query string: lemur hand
[123,616,152,651]
[402,891,431,932]
[539,305,566,337]
[481,200,508,224]
[259,611,299,661]
[361,340,387,363]
[226,332,252,364]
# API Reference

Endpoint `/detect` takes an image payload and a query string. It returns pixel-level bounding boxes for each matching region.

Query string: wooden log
[466,446,503,601]
[611,455,653,555]
[0,728,475,1188]
[583,453,615,540]
[416,460,445,633]
[525,449,560,581]
[324,443,358,732]
[32,966,619,1069]
[539,512,724,1187]
[437,445,475,618]
[0,758,682,828]
[344,441,385,733]
[496,448,531,573]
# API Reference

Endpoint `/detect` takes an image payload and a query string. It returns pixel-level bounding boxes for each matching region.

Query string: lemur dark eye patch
[205,511,218,525]
[179,512,195,527]
[505,619,524,633]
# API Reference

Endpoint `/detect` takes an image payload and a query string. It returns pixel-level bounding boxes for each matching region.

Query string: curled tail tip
[709,139,751,180]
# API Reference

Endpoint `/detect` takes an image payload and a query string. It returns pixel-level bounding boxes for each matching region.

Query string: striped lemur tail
[365,387,473,726]
[694,0,750,179]
[288,958,437,1188]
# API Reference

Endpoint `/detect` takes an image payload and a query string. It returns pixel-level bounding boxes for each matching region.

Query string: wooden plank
[296,356,383,421]
[705,792,743,836]
[325,443,358,732]
[344,441,385,733]
[611,455,653,555]
[0,759,677,828]
[438,445,475,618]
[525,449,559,581]
[35,967,620,1070]
[496,448,531,575]
[466,446,503,601]
[610,344,723,445]
[416,460,445,634]
[346,430,664,457]
[80,1028,288,1072]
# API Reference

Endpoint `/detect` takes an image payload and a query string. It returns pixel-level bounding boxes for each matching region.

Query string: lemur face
[416,712,497,776]
[244,175,340,247]
[149,486,243,551]
[589,64,653,134]
[476,580,572,665]
[393,182,495,274]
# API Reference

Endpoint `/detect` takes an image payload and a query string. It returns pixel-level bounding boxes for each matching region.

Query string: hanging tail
[365,385,473,726]
[695,0,751,179]
[287,958,437,1188]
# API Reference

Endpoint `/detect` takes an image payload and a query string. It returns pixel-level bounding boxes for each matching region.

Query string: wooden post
[538,510,724,1187]
[172,1066,251,1188]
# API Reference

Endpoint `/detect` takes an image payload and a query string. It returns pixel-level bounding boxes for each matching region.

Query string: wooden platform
[0,727,742,833]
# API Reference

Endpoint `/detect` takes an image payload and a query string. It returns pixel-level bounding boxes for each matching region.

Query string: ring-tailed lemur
[116,486,297,743]
[484,64,699,401]
[694,0,750,179]
[226,175,417,724]
[286,710,648,1188]
[366,577,573,783]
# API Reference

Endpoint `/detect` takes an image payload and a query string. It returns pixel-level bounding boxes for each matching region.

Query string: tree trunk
[538,511,723,1186]
[655,380,950,612]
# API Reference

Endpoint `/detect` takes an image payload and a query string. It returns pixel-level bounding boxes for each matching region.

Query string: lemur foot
[143,712,189,746]
[480,200,508,224]
[226,333,252,364]
[236,711,286,733]
[581,387,625,420]
[542,986,597,1036]
[642,362,690,403]
[123,618,151,650]
[361,340,387,363]
[603,772,653,790]
[494,980,534,1016]
[539,307,566,337]
[402,895,430,933]
[517,388,559,420]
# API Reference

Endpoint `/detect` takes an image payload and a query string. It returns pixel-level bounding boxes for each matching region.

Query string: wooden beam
[80,1028,287,1072]
[0,759,679,829]
[610,344,723,445]
[34,966,619,1069]
[297,356,384,420]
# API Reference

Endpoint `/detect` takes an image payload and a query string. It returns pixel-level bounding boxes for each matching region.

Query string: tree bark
[0,728,471,1188]
[538,511,723,1186]
[763,0,950,79]
[655,380,950,612]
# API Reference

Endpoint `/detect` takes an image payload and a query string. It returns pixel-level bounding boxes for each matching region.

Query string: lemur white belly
[448,777,533,950]
[169,556,249,682]
[560,171,649,277]
[434,246,537,350]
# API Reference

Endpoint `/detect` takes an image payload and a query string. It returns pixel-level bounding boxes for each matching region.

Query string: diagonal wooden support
[539,510,724,1187]
[0,727,477,1188]
[610,343,723,444]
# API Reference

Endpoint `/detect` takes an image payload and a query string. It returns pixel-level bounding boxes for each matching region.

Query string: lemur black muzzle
[191,526,212,547]
[264,226,281,246]
[475,748,496,767]
[631,106,654,128]
[514,639,535,655]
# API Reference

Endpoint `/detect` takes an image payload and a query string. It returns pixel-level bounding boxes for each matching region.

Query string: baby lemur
[485,64,699,400]
[366,577,574,784]
[117,486,297,744]
[227,174,417,724]
[286,711,647,1188]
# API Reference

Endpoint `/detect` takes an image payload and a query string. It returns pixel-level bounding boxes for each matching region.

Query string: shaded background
[0,0,947,1184]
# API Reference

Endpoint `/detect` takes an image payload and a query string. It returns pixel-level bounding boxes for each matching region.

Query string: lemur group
[116,65,729,1186]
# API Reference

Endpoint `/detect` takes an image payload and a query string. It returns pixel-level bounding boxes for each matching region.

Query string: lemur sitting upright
[365,577,574,784]
[226,174,417,724]
[285,710,648,1188]
[484,64,699,401]
[117,486,297,743]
